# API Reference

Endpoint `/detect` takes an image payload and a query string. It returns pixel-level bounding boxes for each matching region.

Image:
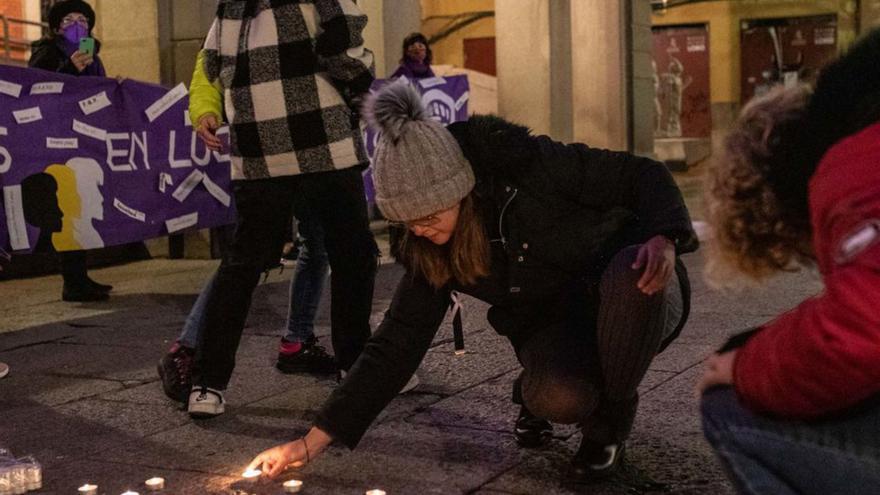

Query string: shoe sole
[188,402,225,418]
[188,408,224,419]
[157,360,189,404]
[515,431,551,448]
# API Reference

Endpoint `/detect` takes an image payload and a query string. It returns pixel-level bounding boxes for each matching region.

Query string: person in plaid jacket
[183,0,379,418]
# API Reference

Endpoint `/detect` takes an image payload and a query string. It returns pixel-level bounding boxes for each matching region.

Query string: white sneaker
[188,386,225,418]
[0,362,8,379]
[337,370,420,395]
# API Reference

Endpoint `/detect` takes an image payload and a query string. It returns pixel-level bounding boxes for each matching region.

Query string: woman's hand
[247,427,333,479]
[196,113,223,151]
[696,350,738,395]
[632,235,676,295]
[70,50,93,73]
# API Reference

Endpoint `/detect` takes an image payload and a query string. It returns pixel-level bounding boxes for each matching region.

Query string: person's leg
[275,211,335,374]
[190,178,293,394]
[294,168,377,372]
[583,244,684,445]
[177,271,218,349]
[283,212,329,344]
[59,250,108,301]
[701,387,880,495]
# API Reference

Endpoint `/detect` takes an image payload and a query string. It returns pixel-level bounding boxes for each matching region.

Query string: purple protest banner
[362,75,469,205]
[0,65,235,254]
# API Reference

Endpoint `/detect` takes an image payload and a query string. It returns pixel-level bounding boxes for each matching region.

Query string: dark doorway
[740,14,838,104]
[463,36,496,76]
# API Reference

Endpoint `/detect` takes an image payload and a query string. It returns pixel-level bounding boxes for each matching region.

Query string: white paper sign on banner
[3,185,30,251]
[30,82,64,95]
[46,137,79,149]
[201,174,231,207]
[79,91,112,115]
[145,83,188,122]
[166,212,199,233]
[0,126,7,136]
[172,170,205,202]
[0,80,23,98]
[114,198,146,222]
[72,119,108,140]
[13,107,43,124]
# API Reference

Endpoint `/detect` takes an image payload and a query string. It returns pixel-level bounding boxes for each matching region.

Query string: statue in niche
[659,56,692,138]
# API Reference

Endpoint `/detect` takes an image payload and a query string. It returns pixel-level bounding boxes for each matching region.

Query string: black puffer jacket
[29,37,105,76]
[316,115,698,448]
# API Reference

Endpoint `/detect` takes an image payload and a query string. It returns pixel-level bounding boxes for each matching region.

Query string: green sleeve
[188,49,223,126]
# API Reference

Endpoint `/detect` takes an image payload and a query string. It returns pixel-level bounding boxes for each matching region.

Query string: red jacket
[733,122,880,418]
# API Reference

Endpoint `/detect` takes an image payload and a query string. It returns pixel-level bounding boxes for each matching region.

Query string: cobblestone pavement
[0,253,821,494]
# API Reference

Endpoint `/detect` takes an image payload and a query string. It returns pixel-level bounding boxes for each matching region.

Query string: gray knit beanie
[366,81,474,222]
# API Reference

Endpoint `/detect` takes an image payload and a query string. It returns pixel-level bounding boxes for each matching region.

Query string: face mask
[62,23,88,44]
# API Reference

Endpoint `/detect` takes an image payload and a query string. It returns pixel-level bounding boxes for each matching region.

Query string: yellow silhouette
[43,158,105,251]
[45,164,82,251]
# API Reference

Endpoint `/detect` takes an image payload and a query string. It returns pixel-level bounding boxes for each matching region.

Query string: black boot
[62,284,109,302]
[566,438,625,484]
[514,404,553,448]
[87,277,113,293]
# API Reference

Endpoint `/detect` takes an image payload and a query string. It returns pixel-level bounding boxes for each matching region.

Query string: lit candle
[365,490,387,495]
[242,469,261,481]
[145,477,165,491]
[120,491,140,495]
[78,484,98,495]
[283,479,303,493]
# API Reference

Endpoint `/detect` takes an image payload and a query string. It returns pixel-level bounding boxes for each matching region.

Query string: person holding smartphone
[28,0,111,302]
[30,0,105,77]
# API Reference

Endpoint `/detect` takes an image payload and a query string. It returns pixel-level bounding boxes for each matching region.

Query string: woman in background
[28,0,111,302]
[389,32,435,80]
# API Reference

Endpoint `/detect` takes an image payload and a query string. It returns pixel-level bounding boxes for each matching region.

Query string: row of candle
[243,469,387,494]
[77,473,387,495]
[77,477,164,495]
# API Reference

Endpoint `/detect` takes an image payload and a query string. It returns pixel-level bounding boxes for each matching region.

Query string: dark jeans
[177,214,328,348]
[702,387,880,495]
[517,245,684,444]
[192,168,378,389]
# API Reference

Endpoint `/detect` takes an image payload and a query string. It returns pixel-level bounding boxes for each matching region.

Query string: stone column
[496,0,652,154]
[381,0,420,78]
[862,0,880,31]
[89,0,161,83]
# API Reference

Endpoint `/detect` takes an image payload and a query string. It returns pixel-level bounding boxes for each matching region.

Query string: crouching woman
[250,81,698,483]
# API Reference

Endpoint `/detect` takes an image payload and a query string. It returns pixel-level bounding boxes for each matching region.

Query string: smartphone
[78,37,95,56]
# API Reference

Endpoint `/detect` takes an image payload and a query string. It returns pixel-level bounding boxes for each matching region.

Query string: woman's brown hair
[704,85,815,286]
[400,194,490,288]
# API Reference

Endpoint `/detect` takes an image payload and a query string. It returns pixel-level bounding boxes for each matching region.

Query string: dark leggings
[518,245,684,444]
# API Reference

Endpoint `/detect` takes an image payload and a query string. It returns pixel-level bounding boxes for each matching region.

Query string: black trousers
[192,168,378,389]
[517,245,684,444]
[59,250,89,288]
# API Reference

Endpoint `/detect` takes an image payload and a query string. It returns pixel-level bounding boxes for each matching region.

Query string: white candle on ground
[283,479,303,493]
[78,484,98,495]
[145,477,165,491]
[242,469,261,480]
[120,491,140,495]
[365,490,387,495]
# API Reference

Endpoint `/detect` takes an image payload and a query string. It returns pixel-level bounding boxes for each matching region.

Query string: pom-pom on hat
[366,81,474,222]
[48,0,96,31]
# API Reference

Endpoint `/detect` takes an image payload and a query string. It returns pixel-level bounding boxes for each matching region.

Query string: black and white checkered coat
[203,0,374,180]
